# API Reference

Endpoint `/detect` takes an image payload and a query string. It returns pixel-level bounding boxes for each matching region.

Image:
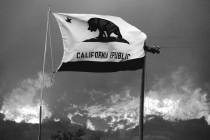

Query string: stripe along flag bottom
[53,13,147,72]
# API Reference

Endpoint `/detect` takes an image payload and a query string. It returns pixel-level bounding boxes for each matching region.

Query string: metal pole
[38,105,42,140]
[139,53,146,140]
[38,7,51,140]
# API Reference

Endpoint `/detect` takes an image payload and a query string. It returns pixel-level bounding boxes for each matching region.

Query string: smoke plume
[66,67,210,131]
[0,72,52,123]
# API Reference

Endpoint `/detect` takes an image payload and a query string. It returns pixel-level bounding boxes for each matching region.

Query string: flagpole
[139,44,160,140]
[38,7,51,140]
[139,52,146,140]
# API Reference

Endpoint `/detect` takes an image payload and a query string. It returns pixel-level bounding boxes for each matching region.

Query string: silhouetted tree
[67,131,73,140]
[63,132,69,140]
[51,130,63,140]
[75,128,85,138]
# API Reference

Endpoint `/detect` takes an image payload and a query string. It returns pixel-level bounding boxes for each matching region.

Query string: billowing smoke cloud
[0,72,52,123]
[86,119,96,131]
[66,67,210,131]
[145,67,210,122]
[83,91,139,130]
[67,111,85,126]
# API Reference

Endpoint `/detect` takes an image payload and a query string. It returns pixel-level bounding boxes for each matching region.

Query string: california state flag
[53,13,147,72]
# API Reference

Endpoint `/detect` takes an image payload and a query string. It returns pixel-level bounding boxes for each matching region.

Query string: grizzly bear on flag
[87,18,123,39]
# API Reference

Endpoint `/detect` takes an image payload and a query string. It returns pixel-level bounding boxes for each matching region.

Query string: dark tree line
[51,128,86,140]
[51,128,103,140]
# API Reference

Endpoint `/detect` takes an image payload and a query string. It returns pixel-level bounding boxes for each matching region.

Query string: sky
[0,0,210,131]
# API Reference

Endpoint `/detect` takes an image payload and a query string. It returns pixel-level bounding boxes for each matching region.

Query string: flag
[53,13,147,72]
